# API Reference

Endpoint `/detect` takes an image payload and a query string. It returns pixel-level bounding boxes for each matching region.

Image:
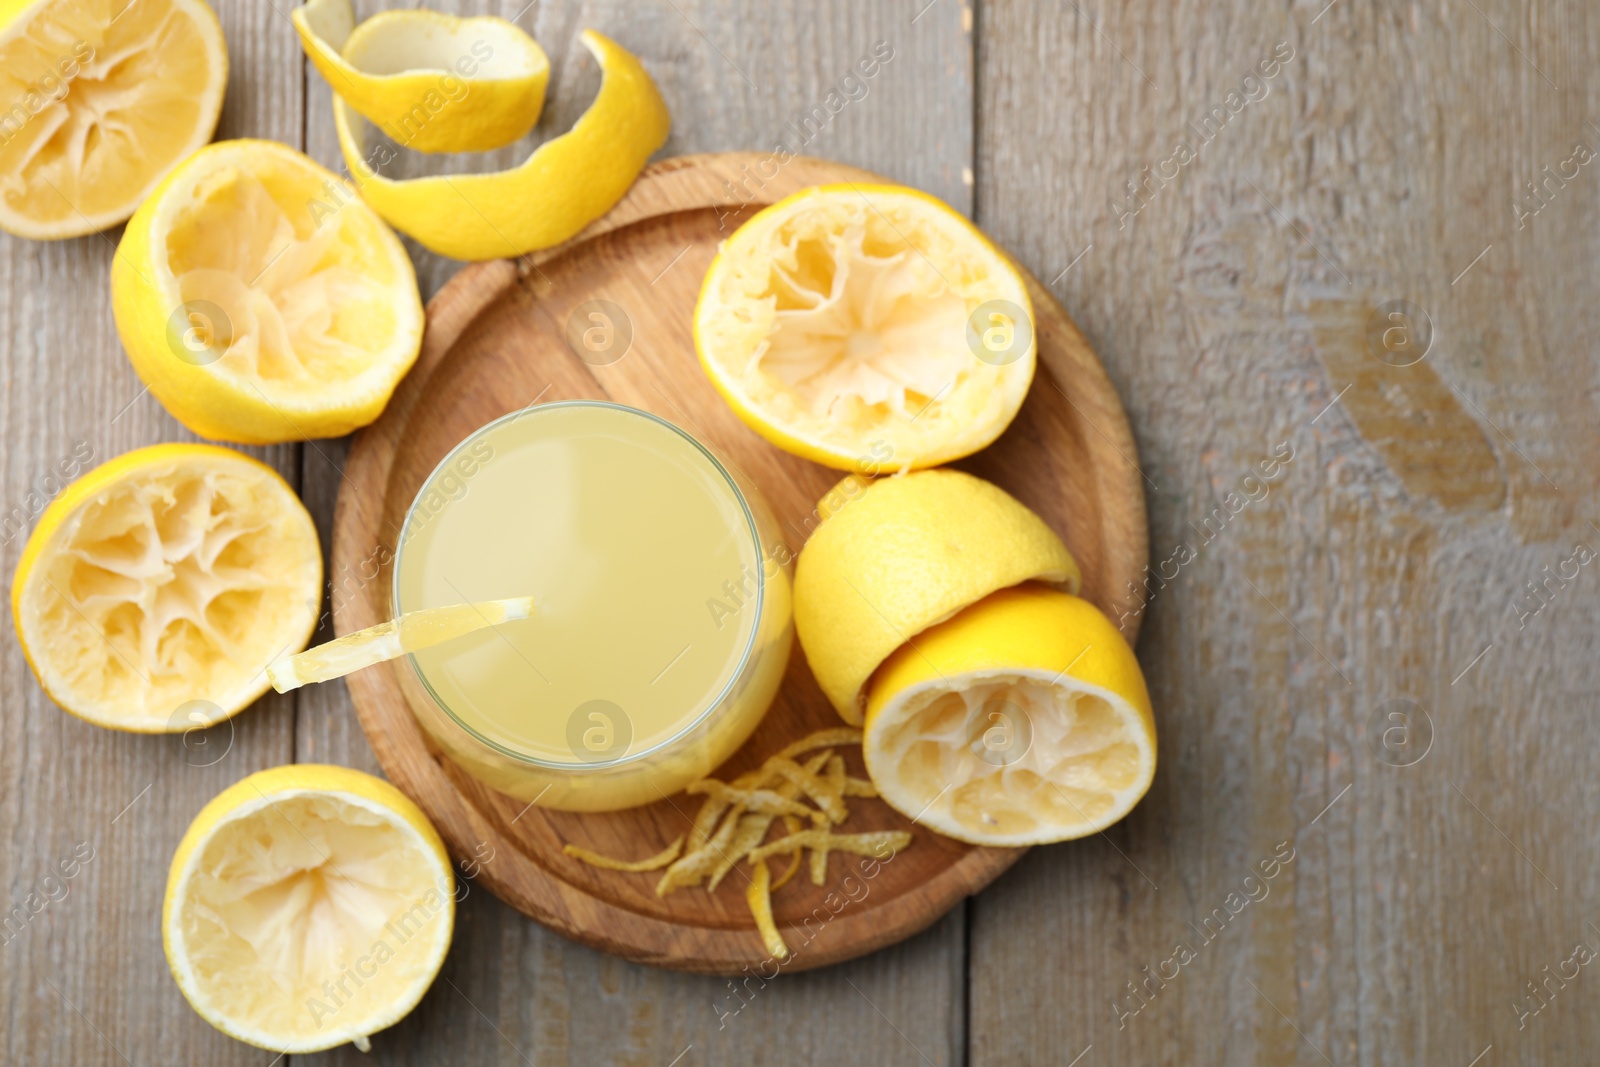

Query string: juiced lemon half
[864,584,1155,847]
[0,0,227,239]
[10,444,321,731]
[111,139,424,443]
[164,765,455,1054]
[695,184,1036,471]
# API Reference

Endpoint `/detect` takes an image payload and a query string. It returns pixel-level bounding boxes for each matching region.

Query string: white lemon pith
[0,0,227,239]
[10,444,321,731]
[793,469,1080,725]
[864,584,1156,847]
[111,139,424,444]
[164,765,455,1054]
[695,184,1036,470]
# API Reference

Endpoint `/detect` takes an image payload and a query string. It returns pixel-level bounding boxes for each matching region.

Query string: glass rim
[390,399,768,772]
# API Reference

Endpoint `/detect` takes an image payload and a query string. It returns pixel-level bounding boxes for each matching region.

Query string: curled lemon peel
[293,0,548,153]
[562,836,684,873]
[334,29,670,261]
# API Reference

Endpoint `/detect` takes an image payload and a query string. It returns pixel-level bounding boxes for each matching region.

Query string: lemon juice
[392,401,791,811]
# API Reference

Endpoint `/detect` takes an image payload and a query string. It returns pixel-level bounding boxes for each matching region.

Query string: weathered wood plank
[973,1,1600,1064]
[0,2,305,1064]
[297,1,974,1063]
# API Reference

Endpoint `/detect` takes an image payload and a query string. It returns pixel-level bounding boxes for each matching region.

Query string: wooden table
[3,1,1594,1063]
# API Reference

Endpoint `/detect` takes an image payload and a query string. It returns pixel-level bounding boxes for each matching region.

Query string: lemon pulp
[864,585,1156,847]
[11,444,321,730]
[164,766,454,1053]
[0,0,226,238]
[161,148,416,404]
[696,184,1036,470]
[111,140,424,444]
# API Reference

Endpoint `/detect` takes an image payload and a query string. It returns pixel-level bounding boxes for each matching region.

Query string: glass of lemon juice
[392,401,792,812]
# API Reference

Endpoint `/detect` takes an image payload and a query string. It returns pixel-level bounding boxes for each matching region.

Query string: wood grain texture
[0,3,306,1065]
[297,2,980,1064]
[972,1,1600,1065]
[7,0,1592,1063]
[327,151,1143,975]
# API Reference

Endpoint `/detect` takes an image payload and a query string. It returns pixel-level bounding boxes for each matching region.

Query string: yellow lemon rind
[293,0,548,154]
[334,29,670,261]
[793,469,1080,725]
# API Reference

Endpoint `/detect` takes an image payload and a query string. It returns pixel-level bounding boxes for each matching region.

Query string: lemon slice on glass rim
[293,0,549,154]
[0,0,227,239]
[111,139,424,444]
[695,184,1037,471]
[10,444,321,732]
[863,584,1156,847]
[267,595,535,692]
[164,765,455,1053]
[333,29,670,260]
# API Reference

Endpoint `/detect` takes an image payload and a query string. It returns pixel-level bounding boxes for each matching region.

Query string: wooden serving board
[333,153,1148,974]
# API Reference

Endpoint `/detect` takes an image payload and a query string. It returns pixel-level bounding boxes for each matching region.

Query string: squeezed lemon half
[164,765,455,1054]
[10,444,321,731]
[111,139,424,444]
[695,184,1037,471]
[864,584,1156,847]
[0,0,227,239]
[793,469,1079,725]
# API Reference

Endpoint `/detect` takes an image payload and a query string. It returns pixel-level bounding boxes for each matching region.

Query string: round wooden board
[333,153,1148,974]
